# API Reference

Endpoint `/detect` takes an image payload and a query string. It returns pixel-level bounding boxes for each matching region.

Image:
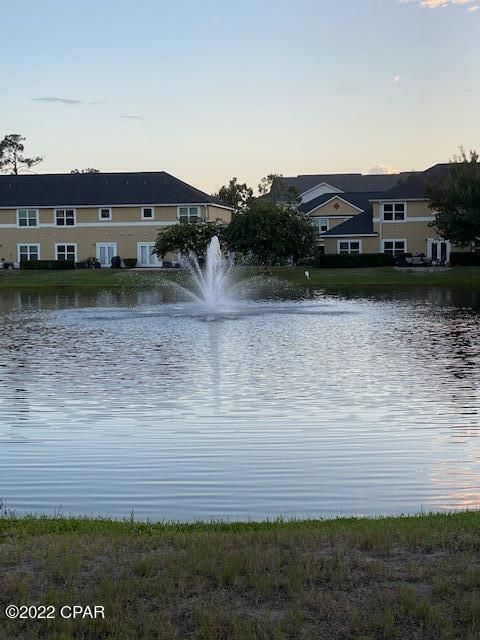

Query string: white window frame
[98,207,112,221]
[141,207,155,220]
[55,208,76,227]
[177,206,201,223]
[17,243,40,262]
[17,209,39,228]
[337,240,362,255]
[315,217,329,233]
[381,202,407,222]
[55,242,78,262]
[382,239,407,255]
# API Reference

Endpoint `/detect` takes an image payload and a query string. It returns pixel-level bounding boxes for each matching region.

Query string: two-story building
[0,171,232,267]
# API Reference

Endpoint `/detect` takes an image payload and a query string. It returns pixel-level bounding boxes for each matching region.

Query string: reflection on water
[0,287,479,520]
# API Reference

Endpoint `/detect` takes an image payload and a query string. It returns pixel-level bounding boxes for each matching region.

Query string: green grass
[1,511,480,639]
[0,269,162,289]
[271,266,480,289]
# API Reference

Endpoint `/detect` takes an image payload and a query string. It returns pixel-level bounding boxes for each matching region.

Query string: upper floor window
[178,206,200,223]
[17,209,38,227]
[56,209,75,226]
[382,202,406,222]
[383,240,406,255]
[338,240,361,255]
[316,218,329,233]
[141,207,154,219]
[99,208,112,220]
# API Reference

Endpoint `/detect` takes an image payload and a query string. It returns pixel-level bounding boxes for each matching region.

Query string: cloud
[32,96,85,105]
[393,75,401,83]
[468,4,479,10]
[120,115,144,120]
[400,0,478,9]
[367,165,399,175]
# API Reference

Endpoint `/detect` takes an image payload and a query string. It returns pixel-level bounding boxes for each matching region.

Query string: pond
[0,286,479,521]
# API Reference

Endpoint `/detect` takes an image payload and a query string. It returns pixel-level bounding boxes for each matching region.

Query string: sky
[1,0,479,193]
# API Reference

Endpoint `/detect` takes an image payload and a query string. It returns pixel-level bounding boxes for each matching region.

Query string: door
[427,239,451,264]
[96,243,117,267]
[137,242,162,267]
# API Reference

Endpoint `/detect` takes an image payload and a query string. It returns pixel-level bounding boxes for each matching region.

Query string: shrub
[450,252,480,266]
[123,258,138,269]
[20,259,75,270]
[304,252,395,268]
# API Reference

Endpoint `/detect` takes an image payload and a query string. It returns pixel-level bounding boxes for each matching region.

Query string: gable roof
[370,164,453,201]
[0,171,228,208]
[271,171,418,200]
[320,210,375,237]
[299,191,386,215]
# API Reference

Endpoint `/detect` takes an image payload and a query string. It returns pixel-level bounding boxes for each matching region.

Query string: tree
[71,168,100,174]
[258,173,281,196]
[258,173,300,204]
[154,220,227,259]
[427,149,480,247]
[226,200,318,265]
[0,134,43,174]
[214,178,253,214]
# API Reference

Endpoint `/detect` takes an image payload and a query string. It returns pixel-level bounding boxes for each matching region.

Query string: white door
[137,242,162,267]
[96,243,117,267]
[427,239,451,264]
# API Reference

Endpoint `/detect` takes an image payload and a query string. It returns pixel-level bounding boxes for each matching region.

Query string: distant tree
[70,168,100,174]
[226,200,317,265]
[427,148,480,246]
[214,178,254,214]
[258,173,300,204]
[154,220,227,259]
[0,134,43,174]
[258,173,281,196]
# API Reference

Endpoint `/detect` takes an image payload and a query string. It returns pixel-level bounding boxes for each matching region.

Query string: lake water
[1,286,479,521]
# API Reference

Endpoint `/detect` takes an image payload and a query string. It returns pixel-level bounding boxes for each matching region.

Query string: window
[178,206,200,223]
[56,244,77,262]
[18,244,39,262]
[383,240,406,255]
[99,208,112,220]
[141,207,154,219]
[382,202,406,222]
[316,218,329,233]
[338,240,361,255]
[55,209,75,226]
[17,209,38,227]
[473,239,480,254]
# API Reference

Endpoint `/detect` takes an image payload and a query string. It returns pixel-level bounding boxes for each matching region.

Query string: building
[0,172,232,267]
[272,165,477,261]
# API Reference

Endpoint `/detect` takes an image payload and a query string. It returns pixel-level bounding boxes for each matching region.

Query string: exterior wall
[322,237,378,255]
[312,216,350,231]
[0,203,232,263]
[300,183,342,203]
[309,197,362,217]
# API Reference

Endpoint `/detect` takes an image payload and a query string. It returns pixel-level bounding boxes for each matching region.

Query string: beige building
[0,171,232,267]
[274,164,477,262]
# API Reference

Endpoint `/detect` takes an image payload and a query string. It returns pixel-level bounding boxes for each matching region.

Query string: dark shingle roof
[271,171,418,199]
[321,210,375,236]
[0,171,227,208]
[299,191,385,215]
[372,164,457,200]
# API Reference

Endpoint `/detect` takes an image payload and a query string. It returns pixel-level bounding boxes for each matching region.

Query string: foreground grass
[272,266,480,289]
[1,512,480,639]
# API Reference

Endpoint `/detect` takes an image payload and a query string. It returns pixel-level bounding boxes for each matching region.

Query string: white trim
[141,206,155,220]
[96,242,118,268]
[98,207,112,221]
[16,208,39,228]
[300,182,343,199]
[0,220,176,229]
[426,238,451,263]
[177,205,201,222]
[373,216,434,223]
[370,198,429,203]
[55,242,78,262]
[313,217,329,232]
[137,242,162,267]
[306,195,364,215]
[381,238,408,253]
[55,207,77,227]
[325,233,377,238]
[381,202,407,223]
[17,243,40,262]
[337,239,362,254]
[0,202,233,211]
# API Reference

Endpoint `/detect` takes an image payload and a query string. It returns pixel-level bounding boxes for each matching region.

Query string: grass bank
[1,511,480,639]
[0,269,160,290]
[272,266,480,289]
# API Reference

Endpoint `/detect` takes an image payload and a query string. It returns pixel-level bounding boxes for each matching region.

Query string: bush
[123,258,137,268]
[20,259,75,270]
[450,252,480,266]
[306,252,395,268]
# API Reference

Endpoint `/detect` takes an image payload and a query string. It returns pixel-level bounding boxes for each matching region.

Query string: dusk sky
[2,0,479,193]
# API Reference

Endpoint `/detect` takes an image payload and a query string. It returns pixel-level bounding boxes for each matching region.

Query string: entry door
[96,243,117,267]
[138,243,161,267]
[427,239,451,264]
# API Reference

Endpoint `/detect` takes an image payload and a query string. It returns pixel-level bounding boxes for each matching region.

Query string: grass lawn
[1,512,480,639]
[1,266,480,292]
